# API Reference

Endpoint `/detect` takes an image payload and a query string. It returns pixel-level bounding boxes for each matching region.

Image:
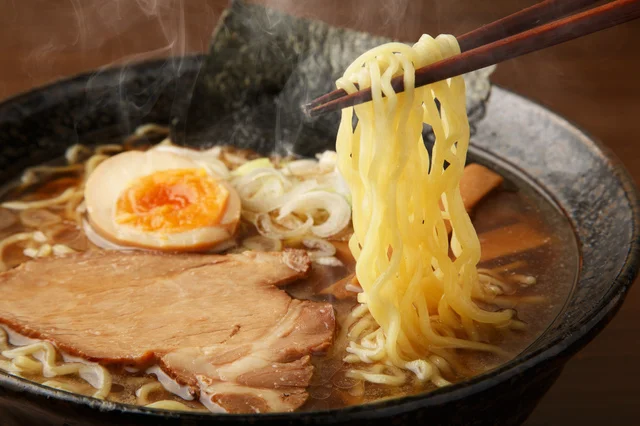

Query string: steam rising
[9,0,434,149]
[18,0,414,84]
[58,0,190,56]
[56,0,219,137]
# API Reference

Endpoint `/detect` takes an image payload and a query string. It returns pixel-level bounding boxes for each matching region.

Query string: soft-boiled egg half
[85,149,240,251]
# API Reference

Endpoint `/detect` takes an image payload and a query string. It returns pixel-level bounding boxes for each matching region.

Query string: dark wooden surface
[1,1,639,424]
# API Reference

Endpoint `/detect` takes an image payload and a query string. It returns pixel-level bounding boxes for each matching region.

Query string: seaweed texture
[176,0,494,156]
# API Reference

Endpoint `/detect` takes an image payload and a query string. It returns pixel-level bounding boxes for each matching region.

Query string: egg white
[84,150,241,251]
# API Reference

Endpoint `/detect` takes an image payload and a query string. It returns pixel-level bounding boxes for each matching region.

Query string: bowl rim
[0,55,638,422]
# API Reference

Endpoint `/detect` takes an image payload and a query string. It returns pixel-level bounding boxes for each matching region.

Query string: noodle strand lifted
[336,35,514,385]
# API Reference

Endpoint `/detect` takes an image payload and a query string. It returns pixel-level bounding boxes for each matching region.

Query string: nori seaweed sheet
[174,0,494,157]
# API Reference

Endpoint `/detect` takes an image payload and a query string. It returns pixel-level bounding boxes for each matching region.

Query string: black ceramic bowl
[0,56,638,426]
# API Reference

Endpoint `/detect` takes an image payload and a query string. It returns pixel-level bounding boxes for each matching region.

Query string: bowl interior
[0,55,637,421]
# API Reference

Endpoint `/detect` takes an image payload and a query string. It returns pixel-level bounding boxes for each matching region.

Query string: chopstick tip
[301,102,317,118]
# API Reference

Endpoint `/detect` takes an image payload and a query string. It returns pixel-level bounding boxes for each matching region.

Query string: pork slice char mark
[0,249,335,413]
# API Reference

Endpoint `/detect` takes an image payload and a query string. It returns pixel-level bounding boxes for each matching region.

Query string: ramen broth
[298,167,578,410]
[0,146,578,412]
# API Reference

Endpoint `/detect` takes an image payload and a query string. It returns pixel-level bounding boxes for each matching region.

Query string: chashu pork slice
[0,249,335,413]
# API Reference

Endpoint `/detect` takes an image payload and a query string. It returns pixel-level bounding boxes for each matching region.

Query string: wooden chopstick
[305,0,599,113]
[456,0,602,51]
[308,0,600,110]
[304,0,640,118]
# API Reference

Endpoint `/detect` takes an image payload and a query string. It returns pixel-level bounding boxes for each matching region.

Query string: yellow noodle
[346,364,406,386]
[42,380,87,394]
[428,354,454,378]
[136,382,164,405]
[65,144,92,164]
[1,188,78,210]
[64,190,86,223]
[0,329,21,374]
[123,124,170,148]
[133,123,170,136]
[336,35,515,385]
[94,144,124,155]
[12,355,44,374]
[145,400,194,411]
[19,164,83,188]
[509,274,537,286]
[0,337,112,399]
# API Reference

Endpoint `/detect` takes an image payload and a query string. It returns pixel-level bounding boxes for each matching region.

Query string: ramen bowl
[0,55,637,426]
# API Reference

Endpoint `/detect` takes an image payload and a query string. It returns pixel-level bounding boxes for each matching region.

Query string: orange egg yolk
[114,169,229,233]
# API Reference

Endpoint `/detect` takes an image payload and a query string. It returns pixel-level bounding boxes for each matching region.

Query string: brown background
[1,0,639,424]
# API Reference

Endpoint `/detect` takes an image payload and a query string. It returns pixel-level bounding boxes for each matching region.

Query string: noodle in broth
[0,134,578,411]
[336,35,517,386]
[0,35,579,413]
